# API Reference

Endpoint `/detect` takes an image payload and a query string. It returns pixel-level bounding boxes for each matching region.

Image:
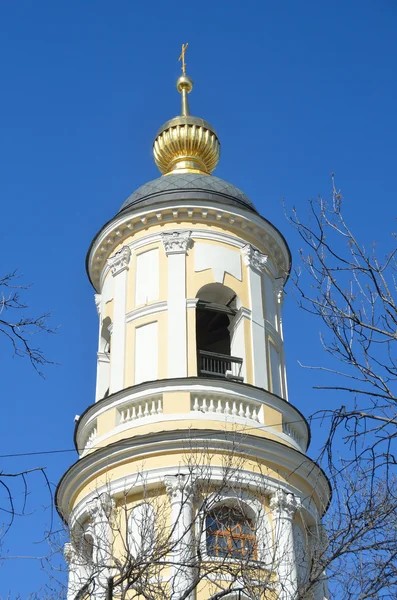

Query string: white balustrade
[282,421,302,445]
[84,423,97,450]
[118,396,163,425]
[191,394,261,422]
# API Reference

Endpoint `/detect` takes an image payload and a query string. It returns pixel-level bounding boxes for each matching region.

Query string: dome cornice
[86,198,291,292]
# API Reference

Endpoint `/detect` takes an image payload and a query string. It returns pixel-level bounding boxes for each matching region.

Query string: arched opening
[196,284,243,381]
[206,505,257,560]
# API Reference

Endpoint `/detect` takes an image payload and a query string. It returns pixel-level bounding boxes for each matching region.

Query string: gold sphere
[176,75,193,93]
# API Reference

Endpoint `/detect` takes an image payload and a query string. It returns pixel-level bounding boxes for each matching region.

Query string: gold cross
[178,43,188,76]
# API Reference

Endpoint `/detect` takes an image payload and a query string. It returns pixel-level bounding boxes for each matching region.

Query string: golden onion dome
[153,52,220,176]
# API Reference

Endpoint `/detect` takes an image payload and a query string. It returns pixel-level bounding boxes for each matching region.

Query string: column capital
[164,474,194,499]
[161,230,192,255]
[87,492,115,521]
[270,490,300,519]
[242,244,268,272]
[64,542,76,565]
[107,246,131,276]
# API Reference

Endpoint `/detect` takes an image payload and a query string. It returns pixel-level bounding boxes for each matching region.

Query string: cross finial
[178,43,188,76]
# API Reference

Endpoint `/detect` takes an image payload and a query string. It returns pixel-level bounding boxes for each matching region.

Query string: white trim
[186,298,199,310]
[99,228,250,291]
[68,463,321,529]
[232,306,251,329]
[75,379,308,451]
[89,201,290,291]
[79,411,303,457]
[126,301,168,323]
[59,431,329,523]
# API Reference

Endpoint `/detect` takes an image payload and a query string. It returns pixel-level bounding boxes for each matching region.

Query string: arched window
[206,506,257,560]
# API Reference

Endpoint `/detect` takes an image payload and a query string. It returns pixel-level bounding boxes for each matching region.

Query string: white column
[309,524,330,600]
[64,543,81,600]
[87,493,115,600]
[165,474,195,600]
[161,231,192,378]
[242,244,268,389]
[270,490,299,600]
[95,353,110,400]
[107,246,131,394]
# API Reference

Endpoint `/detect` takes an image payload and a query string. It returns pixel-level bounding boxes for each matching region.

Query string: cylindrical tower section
[57,66,331,600]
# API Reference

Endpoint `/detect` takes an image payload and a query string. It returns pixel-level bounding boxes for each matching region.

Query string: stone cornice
[57,429,330,525]
[87,200,291,291]
[68,464,320,531]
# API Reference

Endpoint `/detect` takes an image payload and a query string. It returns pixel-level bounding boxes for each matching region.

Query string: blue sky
[0,1,396,596]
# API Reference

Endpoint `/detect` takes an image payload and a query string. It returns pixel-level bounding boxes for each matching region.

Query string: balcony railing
[198,350,243,381]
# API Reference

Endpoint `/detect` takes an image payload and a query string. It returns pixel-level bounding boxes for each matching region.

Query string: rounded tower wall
[59,61,331,600]
[92,210,289,400]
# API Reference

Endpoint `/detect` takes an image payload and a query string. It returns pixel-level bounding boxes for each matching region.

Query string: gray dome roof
[119,173,257,214]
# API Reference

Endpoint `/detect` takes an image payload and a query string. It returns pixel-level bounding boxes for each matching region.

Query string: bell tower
[57,53,330,600]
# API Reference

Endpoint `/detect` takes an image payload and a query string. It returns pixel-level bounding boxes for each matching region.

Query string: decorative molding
[230,306,251,330]
[87,492,115,520]
[81,409,303,458]
[270,490,300,519]
[164,474,194,499]
[88,201,291,291]
[242,244,268,272]
[186,298,199,310]
[68,462,320,530]
[63,542,76,565]
[107,246,131,277]
[161,230,192,255]
[75,378,309,457]
[97,351,110,364]
[94,293,101,316]
[126,301,168,324]
[62,432,327,525]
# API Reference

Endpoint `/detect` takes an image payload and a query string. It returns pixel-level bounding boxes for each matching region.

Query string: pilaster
[64,542,80,600]
[161,231,192,378]
[165,474,195,600]
[87,493,115,600]
[270,490,300,600]
[107,246,131,393]
[242,244,268,389]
